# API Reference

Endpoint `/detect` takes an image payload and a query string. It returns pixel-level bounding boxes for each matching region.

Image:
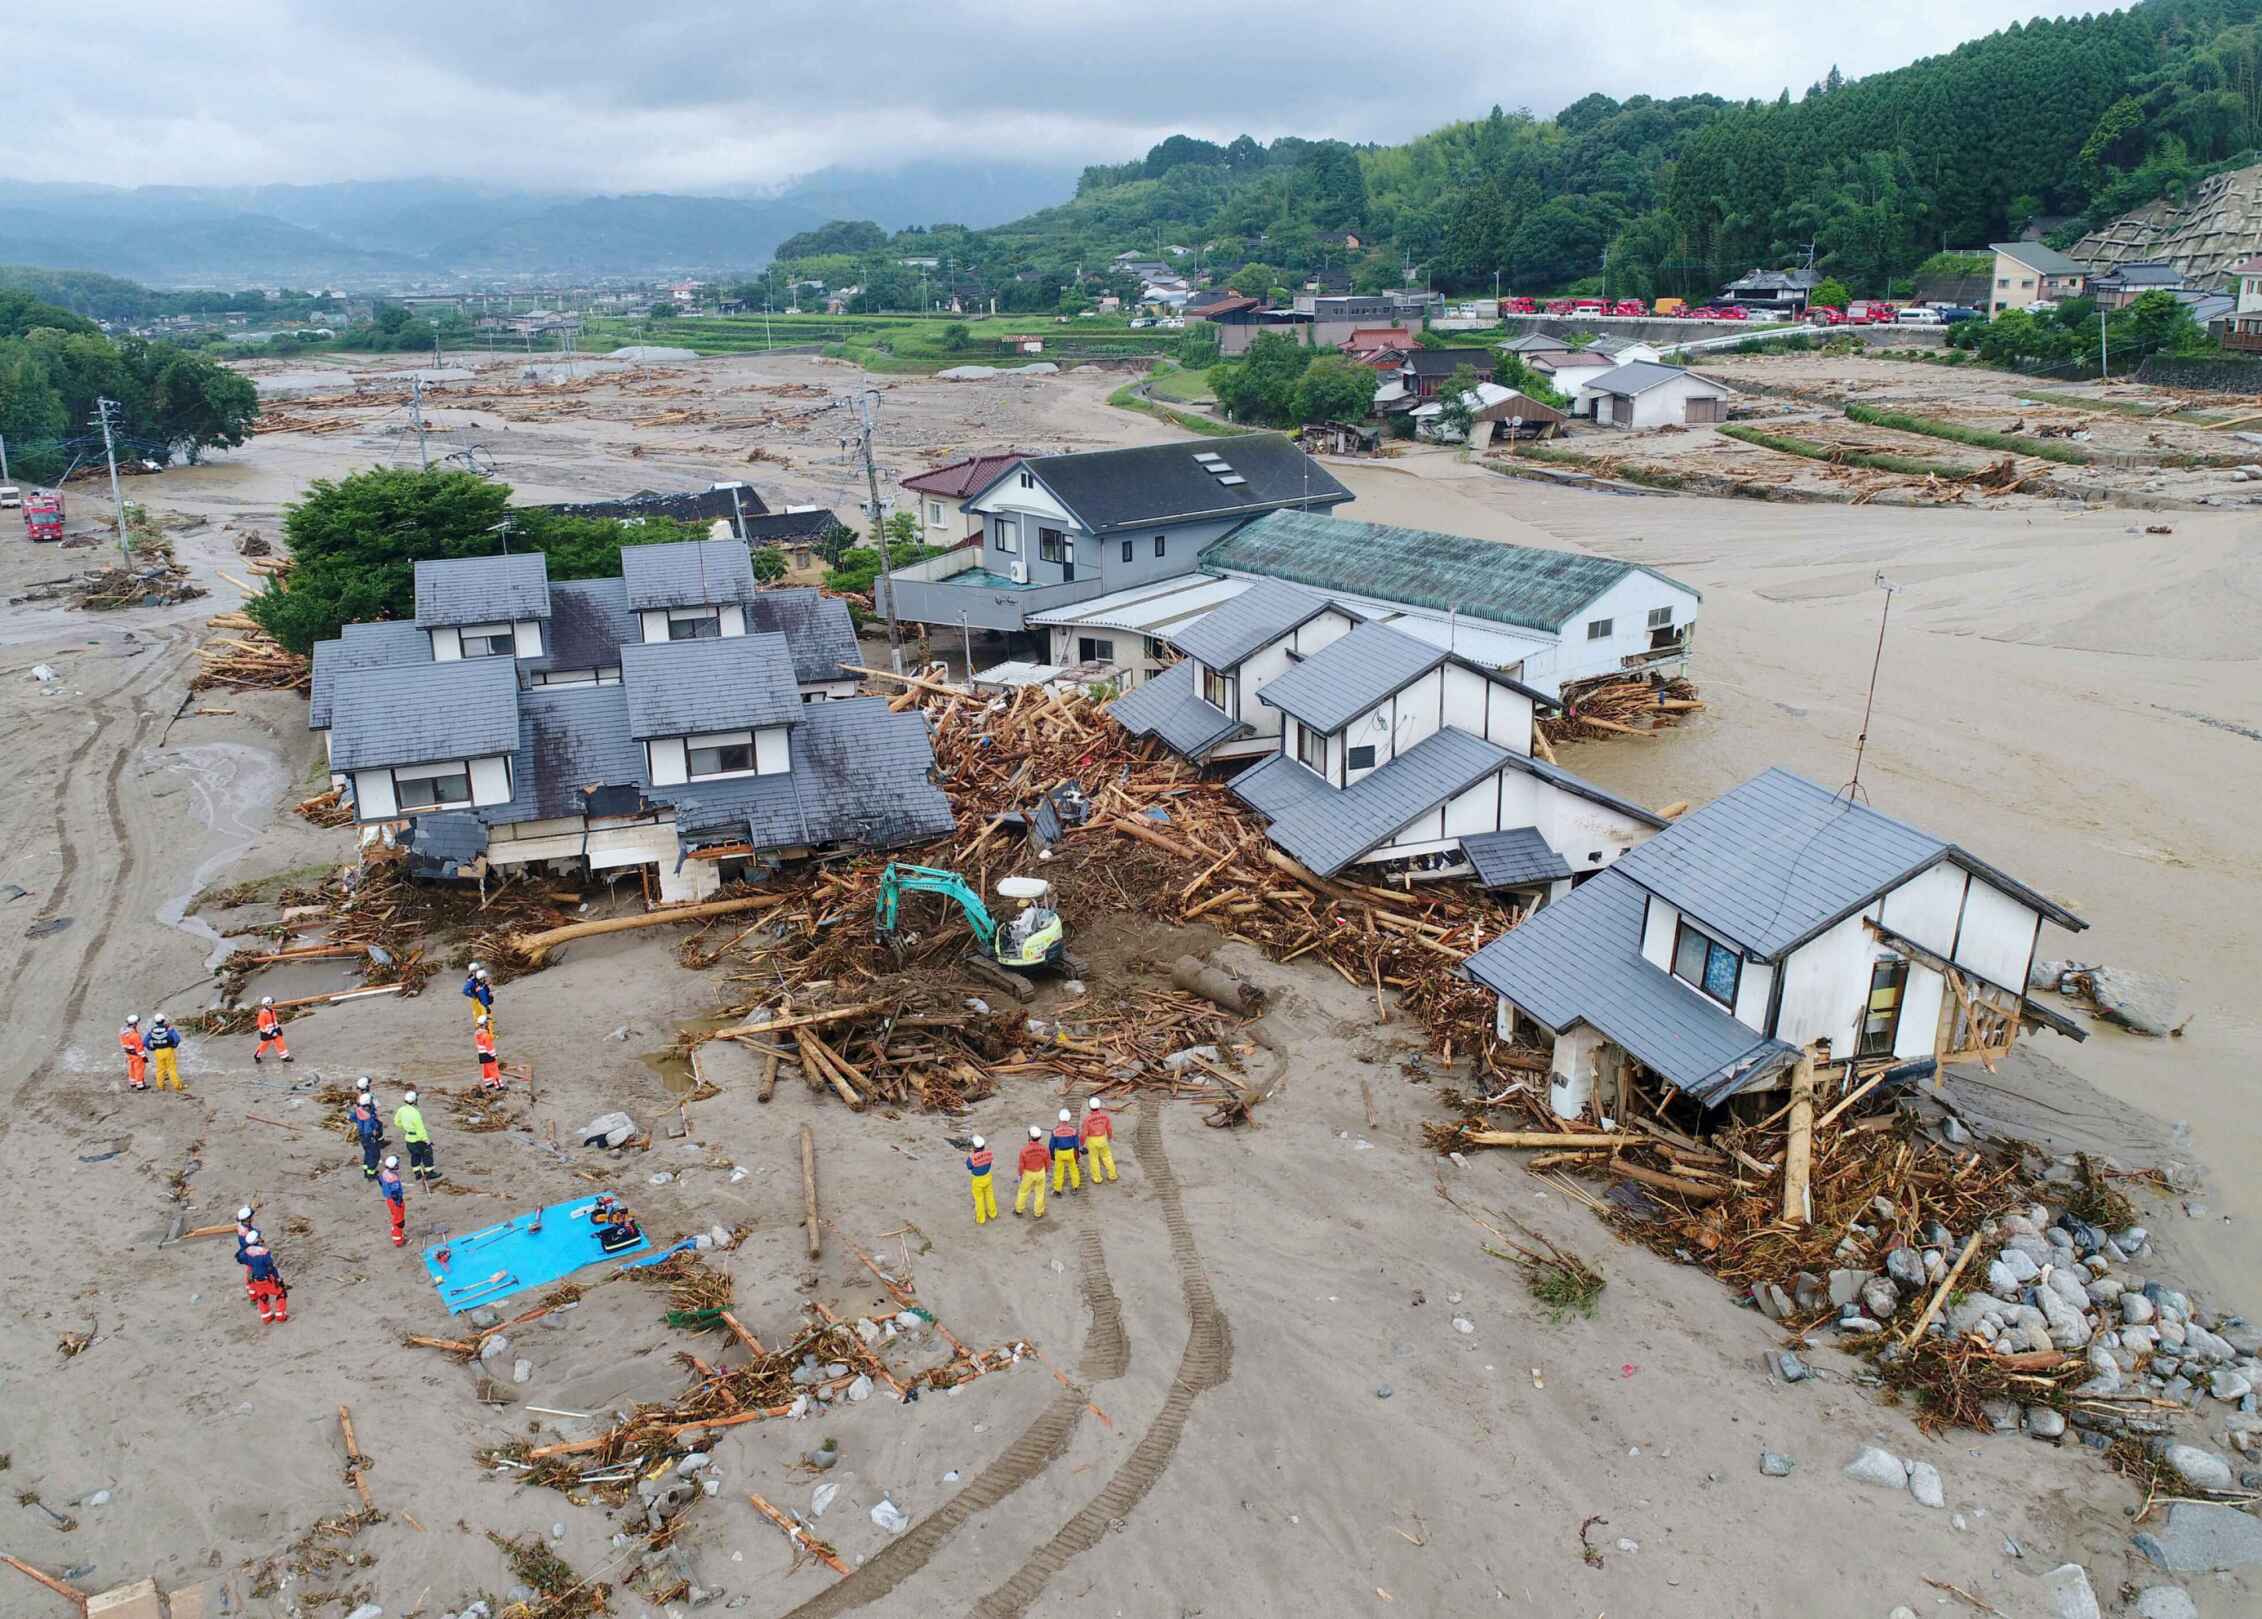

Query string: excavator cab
[874,863,1085,1000]
[994,876,1067,969]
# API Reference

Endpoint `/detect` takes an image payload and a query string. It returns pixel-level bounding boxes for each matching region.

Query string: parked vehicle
[1545,298,1579,316]
[1498,296,1538,316]
[1571,299,1607,315]
[1937,306,1980,325]
[1894,305,1945,325]
[0,484,19,509]
[1652,298,1688,317]
[24,492,63,542]
[2022,299,2058,315]
[1609,299,1647,317]
[1846,301,1896,324]
[1807,305,1850,326]
[1714,304,1750,320]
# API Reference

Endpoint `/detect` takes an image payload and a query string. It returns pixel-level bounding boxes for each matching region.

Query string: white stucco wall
[1878,860,1967,958]
[1774,906,1884,1057]
[1954,876,2042,994]
[1539,570,1701,691]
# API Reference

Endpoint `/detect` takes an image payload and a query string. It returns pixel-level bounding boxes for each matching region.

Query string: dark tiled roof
[1584,360,1709,397]
[1991,241,2086,277]
[485,684,646,823]
[991,435,1352,534]
[1462,826,1573,889]
[741,589,860,686]
[620,633,803,739]
[1609,767,2083,960]
[330,657,521,771]
[414,553,551,628]
[901,453,1030,498]
[407,811,490,879]
[1228,752,1336,821]
[1165,578,1333,669]
[537,577,638,674]
[1256,620,1444,734]
[1462,869,1799,1105]
[1403,348,1497,378]
[1106,661,1246,759]
[1263,727,1512,877]
[309,620,426,729]
[536,483,770,525]
[1205,509,1693,634]
[621,538,759,611]
[741,509,846,545]
[662,698,953,853]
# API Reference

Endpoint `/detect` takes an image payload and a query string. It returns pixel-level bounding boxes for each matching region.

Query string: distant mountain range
[0,163,1080,286]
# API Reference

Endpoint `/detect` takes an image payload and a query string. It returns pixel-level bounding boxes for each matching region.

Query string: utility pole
[2099,307,2109,379]
[726,482,750,544]
[849,390,905,674]
[409,375,431,471]
[94,397,131,566]
[0,428,9,486]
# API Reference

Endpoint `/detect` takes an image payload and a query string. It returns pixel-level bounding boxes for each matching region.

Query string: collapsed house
[311,543,948,900]
[1461,768,2088,1121]
[1112,585,1663,895]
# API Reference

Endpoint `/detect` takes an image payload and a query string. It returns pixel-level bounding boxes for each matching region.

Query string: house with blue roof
[1461,768,2089,1123]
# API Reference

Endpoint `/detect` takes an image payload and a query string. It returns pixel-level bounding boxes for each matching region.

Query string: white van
[0,485,19,509]
[1895,306,1945,325]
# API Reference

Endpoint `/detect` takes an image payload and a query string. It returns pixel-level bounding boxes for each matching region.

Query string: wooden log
[1610,1159,1727,1202]
[405,1333,480,1355]
[800,1125,822,1260]
[711,1000,889,1039]
[718,1310,767,1357]
[0,1555,86,1611]
[757,1047,779,1104]
[1901,1233,1980,1347]
[1110,814,1198,861]
[339,1404,375,1511]
[512,892,788,958]
[179,1222,238,1241]
[1170,953,1263,1014]
[843,663,966,699]
[1813,1067,1891,1133]
[747,1490,850,1576]
[1463,1130,1629,1149]
[794,1026,865,1111]
[1780,1048,1818,1225]
[262,983,404,1014]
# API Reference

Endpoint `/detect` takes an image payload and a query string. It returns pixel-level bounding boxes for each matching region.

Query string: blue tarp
[421,1191,658,1314]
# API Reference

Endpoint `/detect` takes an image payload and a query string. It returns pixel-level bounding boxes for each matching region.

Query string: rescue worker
[1013,1125,1049,1218]
[351,1087,385,1179]
[377,1156,407,1248]
[252,996,292,1063]
[395,1089,437,1183]
[965,1134,997,1226]
[239,1229,288,1324]
[473,1014,501,1092]
[120,1014,147,1091]
[1080,1097,1118,1185]
[234,1205,258,1255]
[1049,1108,1083,1195]
[145,1013,185,1092]
[461,962,487,1026]
[475,967,497,1037]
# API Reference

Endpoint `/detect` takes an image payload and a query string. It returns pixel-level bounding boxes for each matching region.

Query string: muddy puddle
[154,741,287,973]
[640,1014,740,1096]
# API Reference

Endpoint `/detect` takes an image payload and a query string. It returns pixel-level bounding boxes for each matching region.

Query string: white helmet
[1028,1125,1043,1140]
[468,961,482,973]
[1058,1108,1072,1123]
[1084,1097,1100,1111]
[125,1013,139,1025]
[152,1013,168,1025]
[384,1155,399,1169]
[970,1134,986,1149]
[237,1205,254,1222]
[243,1228,261,1245]
[356,1092,372,1106]
[403,1089,418,1104]
[260,996,274,1007]
[476,967,491,982]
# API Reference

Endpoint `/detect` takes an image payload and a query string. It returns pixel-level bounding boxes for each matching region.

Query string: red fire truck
[24,492,64,542]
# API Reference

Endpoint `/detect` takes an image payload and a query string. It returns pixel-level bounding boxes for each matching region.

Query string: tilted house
[1462,769,2088,1122]
[1224,620,1663,890]
[1109,579,1360,762]
[313,546,937,900]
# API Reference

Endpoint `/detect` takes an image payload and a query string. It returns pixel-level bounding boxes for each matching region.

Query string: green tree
[1226,262,1282,296]
[1433,364,1483,440]
[1494,354,1568,409]
[148,351,260,464]
[1288,353,1379,424]
[1809,276,1853,311]
[940,322,971,351]
[814,520,860,567]
[824,538,938,597]
[1208,330,1312,424]
[883,509,921,549]
[751,545,788,583]
[648,302,677,319]
[373,303,412,335]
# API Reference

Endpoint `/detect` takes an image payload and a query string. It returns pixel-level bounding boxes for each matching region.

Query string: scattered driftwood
[513,893,790,962]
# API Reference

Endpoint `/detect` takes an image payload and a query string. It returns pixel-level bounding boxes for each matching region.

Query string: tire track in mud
[779,1226,1130,1619]
[966,1099,1234,1619]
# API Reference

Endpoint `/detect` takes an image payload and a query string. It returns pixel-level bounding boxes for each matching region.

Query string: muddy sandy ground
[0,357,2254,1619]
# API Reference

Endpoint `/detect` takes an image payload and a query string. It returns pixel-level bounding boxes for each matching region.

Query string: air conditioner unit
[1009,558,1028,584]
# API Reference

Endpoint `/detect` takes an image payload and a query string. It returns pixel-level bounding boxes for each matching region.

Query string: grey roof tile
[309,619,427,729]
[536,577,638,673]
[1166,578,1333,668]
[1610,767,2081,960]
[330,657,520,772]
[1266,727,1511,877]
[741,589,859,686]
[407,811,491,878]
[1228,751,1336,821]
[1204,509,1694,634]
[620,633,802,739]
[662,698,953,853]
[621,538,758,611]
[414,552,551,627]
[1462,826,1573,889]
[1107,661,1246,759]
[484,684,646,823]
[982,434,1352,533]
[1257,620,1444,734]
[1584,360,1710,397]
[1462,868,1798,1104]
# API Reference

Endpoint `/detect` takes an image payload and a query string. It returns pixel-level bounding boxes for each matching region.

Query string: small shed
[1578,361,1727,429]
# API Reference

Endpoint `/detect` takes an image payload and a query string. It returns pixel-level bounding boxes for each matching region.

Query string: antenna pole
[1844,573,1897,803]
[410,376,430,472]
[853,391,905,674]
[95,397,132,566]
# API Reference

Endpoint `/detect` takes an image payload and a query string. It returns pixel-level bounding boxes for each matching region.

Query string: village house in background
[311,543,942,901]
[1987,241,2088,314]
[1576,359,1728,428]
[1463,768,2088,1122]
[899,451,1032,546]
[1716,267,1820,314]
[2084,258,2188,309]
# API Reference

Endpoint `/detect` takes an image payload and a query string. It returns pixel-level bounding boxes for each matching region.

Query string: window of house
[926,499,942,525]
[1647,606,1674,629]
[1077,636,1115,664]
[1295,723,1327,775]
[395,765,472,809]
[460,622,515,658]
[1018,472,1034,488]
[1997,277,2010,288]
[1039,528,1068,564]
[1200,666,1228,709]
[1346,744,1377,771]
[993,518,1017,553]
[668,609,720,640]
[1858,957,1909,1058]
[1121,539,1134,563]
[1586,617,1614,641]
[688,738,755,777]
[1146,635,1165,662]
[1671,919,1742,1007]
[1154,534,1167,558]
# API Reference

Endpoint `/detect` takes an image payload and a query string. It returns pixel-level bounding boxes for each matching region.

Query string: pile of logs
[1541,677,1703,745]
[193,614,311,694]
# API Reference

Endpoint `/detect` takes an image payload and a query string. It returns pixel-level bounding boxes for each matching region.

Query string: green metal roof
[1200,510,1696,635]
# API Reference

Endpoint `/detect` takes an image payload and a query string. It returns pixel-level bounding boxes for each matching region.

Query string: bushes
[1844,403,2090,464]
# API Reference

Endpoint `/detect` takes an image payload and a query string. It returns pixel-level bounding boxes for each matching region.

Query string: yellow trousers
[1051,1146,1082,1192]
[152,1048,183,1090]
[970,1174,997,1225]
[1014,1170,1047,1217]
[1085,1138,1117,1183]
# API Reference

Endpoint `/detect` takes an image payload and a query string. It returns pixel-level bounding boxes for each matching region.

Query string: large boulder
[2134,1502,2262,1571]
[2086,967,2186,1036]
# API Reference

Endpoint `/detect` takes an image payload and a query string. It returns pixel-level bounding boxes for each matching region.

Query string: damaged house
[312,544,947,900]
[1461,768,2088,1123]
[1113,587,1663,895]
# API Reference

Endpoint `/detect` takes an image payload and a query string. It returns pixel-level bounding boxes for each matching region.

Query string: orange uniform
[474,1023,500,1090]
[254,1005,290,1062]
[119,1024,146,1089]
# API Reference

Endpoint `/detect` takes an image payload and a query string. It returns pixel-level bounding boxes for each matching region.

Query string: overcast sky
[16,2,2084,193]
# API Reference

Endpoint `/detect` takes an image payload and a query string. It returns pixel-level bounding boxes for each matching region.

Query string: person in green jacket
[394,1089,439,1183]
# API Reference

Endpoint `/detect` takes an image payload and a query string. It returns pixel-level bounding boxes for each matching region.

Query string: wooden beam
[1780,1047,1818,1225]
[710,1001,889,1039]
[512,892,789,959]
[1901,1232,1980,1347]
[1463,1130,1629,1149]
[717,1310,767,1358]
[747,1490,850,1576]
[0,1556,86,1612]
[1610,1159,1727,1202]
[339,1404,375,1511]
[800,1124,821,1260]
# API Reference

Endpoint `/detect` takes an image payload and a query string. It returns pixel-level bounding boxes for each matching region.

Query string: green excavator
[875,862,1087,1002]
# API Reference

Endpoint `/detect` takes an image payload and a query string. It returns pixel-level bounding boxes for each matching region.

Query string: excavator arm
[875,862,999,954]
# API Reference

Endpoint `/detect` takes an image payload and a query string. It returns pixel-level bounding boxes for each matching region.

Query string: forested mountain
[799,0,2262,303]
